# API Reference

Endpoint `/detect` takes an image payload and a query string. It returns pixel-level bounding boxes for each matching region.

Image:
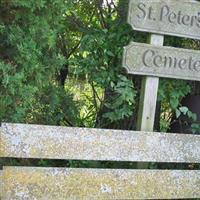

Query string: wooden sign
[3,167,200,199]
[123,42,200,81]
[128,0,200,40]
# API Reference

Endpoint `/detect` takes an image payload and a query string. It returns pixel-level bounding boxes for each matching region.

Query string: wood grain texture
[2,167,200,200]
[0,170,2,199]
[123,42,200,81]
[136,34,164,169]
[1,123,200,163]
[128,0,200,40]
[136,34,164,132]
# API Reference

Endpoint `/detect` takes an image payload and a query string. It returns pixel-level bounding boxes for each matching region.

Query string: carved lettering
[182,15,190,26]
[129,0,200,40]
[142,50,154,67]
[164,56,174,69]
[168,12,176,24]
[142,49,200,72]
[153,55,162,68]
[160,5,169,21]
[197,14,200,27]
[178,59,187,69]
[148,6,154,20]
[177,11,182,25]
[137,3,146,19]
[136,3,200,28]
[188,57,193,71]
[159,5,199,27]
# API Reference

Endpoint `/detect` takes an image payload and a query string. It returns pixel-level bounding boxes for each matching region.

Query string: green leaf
[176,109,181,118]
[179,106,188,115]
[187,111,197,121]
[170,98,179,110]
[191,123,200,134]
[106,50,115,57]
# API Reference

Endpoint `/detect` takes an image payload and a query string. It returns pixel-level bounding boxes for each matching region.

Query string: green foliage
[0,0,200,172]
[69,5,138,127]
[192,123,200,134]
[0,0,199,131]
[158,79,191,131]
[0,0,79,125]
[103,75,136,122]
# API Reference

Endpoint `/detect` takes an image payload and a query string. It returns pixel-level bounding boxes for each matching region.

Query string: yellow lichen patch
[0,170,3,199]
[2,167,200,200]
[1,123,200,163]
[0,128,7,157]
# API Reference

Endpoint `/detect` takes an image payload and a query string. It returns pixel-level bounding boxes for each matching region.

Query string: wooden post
[124,0,200,169]
[137,34,164,132]
[137,34,164,168]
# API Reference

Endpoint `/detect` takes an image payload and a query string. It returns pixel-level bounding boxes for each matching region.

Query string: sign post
[136,34,164,132]
[135,34,164,168]
[123,0,200,168]
[124,0,200,132]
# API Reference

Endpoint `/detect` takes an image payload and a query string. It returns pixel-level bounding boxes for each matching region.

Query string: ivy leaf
[187,111,197,121]
[191,123,200,134]
[106,50,115,57]
[176,109,181,118]
[170,98,179,110]
[179,106,188,115]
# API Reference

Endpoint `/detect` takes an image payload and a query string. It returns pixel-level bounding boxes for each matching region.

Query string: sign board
[123,42,200,81]
[128,0,200,40]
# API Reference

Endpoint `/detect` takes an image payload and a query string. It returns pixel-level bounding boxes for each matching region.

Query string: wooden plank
[123,42,200,81]
[136,34,164,168]
[137,34,164,132]
[1,123,200,163]
[2,167,200,199]
[0,170,2,199]
[128,0,200,40]
[136,76,159,131]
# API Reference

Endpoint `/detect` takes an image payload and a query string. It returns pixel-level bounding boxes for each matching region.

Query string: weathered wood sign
[125,0,200,170]
[128,0,200,40]
[1,123,200,163]
[123,42,200,81]
[1,123,200,199]
[3,167,200,199]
